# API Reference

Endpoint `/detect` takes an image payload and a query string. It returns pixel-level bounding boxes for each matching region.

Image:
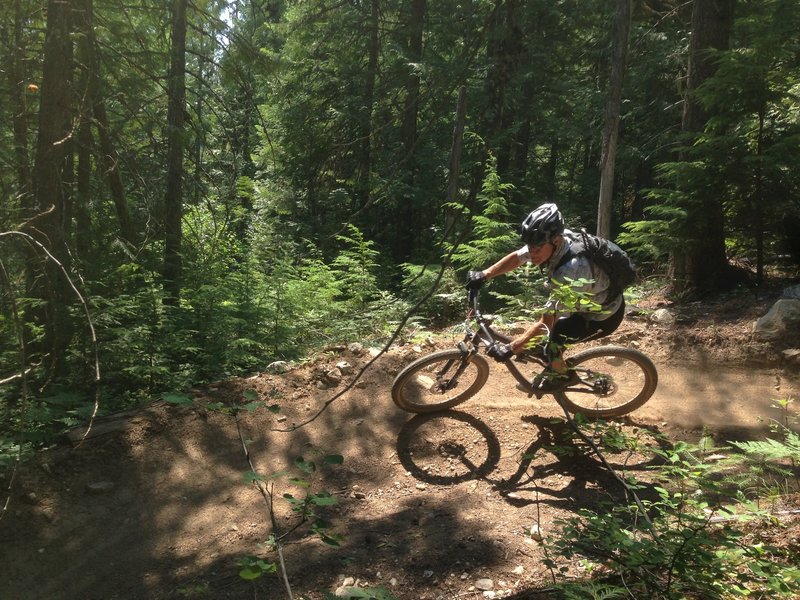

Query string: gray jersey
[515,228,623,321]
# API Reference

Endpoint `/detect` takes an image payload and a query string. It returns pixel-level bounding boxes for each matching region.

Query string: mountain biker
[464,203,625,392]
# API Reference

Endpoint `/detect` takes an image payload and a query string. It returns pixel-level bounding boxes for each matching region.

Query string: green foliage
[237,446,347,590]
[731,432,800,463]
[447,155,518,274]
[397,263,462,327]
[619,0,800,275]
[237,555,277,580]
[548,434,800,599]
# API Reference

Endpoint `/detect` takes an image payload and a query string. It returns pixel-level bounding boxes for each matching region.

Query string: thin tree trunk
[163,0,187,303]
[401,0,425,165]
[75,0,137,246]
[753,107,765,285]
[597,0,631,239]
[396,0,426,261]
[10,0,33,211]
[444,86,468,244]
[358,0,379,206]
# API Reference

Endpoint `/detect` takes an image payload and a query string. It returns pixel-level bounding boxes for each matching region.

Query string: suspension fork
[431,334,481,392]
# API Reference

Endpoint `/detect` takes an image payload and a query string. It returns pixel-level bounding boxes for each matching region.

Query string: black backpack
[556,229,636,302]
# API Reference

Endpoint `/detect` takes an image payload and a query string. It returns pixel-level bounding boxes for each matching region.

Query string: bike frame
[462,289,552,395]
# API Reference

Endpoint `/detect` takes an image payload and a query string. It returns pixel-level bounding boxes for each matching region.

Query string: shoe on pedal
[532,368,579,393]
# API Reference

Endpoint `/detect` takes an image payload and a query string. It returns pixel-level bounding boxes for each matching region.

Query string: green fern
[731,430,800,461]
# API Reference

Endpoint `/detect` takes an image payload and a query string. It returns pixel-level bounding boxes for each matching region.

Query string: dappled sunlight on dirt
[1,290,799,599]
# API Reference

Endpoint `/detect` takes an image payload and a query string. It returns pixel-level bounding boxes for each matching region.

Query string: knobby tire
[554,345,658,418]
[392,349,490,413]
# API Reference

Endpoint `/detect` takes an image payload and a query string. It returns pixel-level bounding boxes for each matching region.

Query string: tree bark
[79,0,136,244]
[401,0,425,165]
[395,0,426,261]
[444,86,468,241]
[671,0,735,294]
[163,0,187,303]
[358,0,379,206]
[597,0,631,239]
[31,0,75,374]
[75,0,137,250]
[9,0,33,211]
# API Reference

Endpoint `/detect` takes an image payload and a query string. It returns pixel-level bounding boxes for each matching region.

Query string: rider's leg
[547,301,626,373]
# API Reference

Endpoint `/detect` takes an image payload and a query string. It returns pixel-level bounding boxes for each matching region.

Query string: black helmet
[520,203,564,246]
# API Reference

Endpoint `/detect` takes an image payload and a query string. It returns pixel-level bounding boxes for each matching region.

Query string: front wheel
[392,349,490,413]
[555,346,658,418]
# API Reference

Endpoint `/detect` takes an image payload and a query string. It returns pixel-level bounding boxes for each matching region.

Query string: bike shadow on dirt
[396,410,671,512]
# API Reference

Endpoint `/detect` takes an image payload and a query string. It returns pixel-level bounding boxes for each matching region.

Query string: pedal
[515,382,535,398]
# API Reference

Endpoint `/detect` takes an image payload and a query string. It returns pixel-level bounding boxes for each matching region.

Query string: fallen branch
[0,366,34,386]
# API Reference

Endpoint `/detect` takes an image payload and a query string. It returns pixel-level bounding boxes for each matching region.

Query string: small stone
[324,368,343,385]
[342,577,355,586]
[347,342,364,355]
[652,308,675,324]
[85,481,115,495]
[475,578,494,591]
[529,524,543,542]
[423,570,434,578]
[416,483,427,491]
[265,360,291,374]
[336,361,353,375]
[512,565,524,575]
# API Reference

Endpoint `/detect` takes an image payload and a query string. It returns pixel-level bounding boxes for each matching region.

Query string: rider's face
[528,240,556,266]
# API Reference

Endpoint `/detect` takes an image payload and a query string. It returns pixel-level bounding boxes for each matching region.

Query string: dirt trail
[1,307,799,600]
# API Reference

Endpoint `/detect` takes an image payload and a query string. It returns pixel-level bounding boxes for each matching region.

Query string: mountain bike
[392,289,658,417]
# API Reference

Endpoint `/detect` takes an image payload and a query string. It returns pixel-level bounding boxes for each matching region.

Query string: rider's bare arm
[509,311,556,355]
[481,251,525,280]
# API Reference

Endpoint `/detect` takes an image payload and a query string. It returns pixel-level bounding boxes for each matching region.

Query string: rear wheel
[555,346,658,418]
[392,349,490,413]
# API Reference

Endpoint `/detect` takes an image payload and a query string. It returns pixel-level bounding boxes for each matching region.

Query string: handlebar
[465,287,501,349]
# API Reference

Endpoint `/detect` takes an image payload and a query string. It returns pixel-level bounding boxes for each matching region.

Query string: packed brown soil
[1,287,799,600]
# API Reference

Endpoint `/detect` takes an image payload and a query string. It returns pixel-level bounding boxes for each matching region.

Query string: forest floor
[2,283,800,600]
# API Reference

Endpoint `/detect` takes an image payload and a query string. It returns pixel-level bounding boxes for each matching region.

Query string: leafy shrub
[549,436,800,599]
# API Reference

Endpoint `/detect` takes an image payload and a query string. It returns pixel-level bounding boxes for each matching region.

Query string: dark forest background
[1,0,799,454]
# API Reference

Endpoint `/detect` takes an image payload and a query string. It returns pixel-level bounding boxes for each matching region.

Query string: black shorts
[550,300,625,347]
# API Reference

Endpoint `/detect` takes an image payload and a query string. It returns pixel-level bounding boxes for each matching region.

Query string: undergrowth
[548,407,800,599]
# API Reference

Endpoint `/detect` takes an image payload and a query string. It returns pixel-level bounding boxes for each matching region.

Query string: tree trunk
[358,0,379,206]
[444,86,468,241]
[597,0,631,240]
[163,0,187,303]
[401,0,425,165]
[75,0,137,247]
[670,0,735,294]
[395,0,426,262]
[753,107,765,285]
[31,0,75,374]
[9,0,33,210]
